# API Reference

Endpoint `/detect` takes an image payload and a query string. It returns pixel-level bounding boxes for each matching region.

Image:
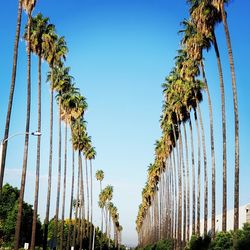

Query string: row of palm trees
[96,170,123,249]
[0,1,102,249]
[136,0,239,249]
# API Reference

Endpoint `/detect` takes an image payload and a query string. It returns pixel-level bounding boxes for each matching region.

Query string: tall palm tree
[64,91,87,250]
[71,118,88,248]
[211,0,240,231]
[188,0,227,233]
[180,18,215,237]
[83,135,92,239]
[86,147,96,250]
[24,13,51,250]
[0,0,23,191]
[14,1,36,249]
[96,170,104,231]
[99,185,113,235]
[49,65,71,246]
[55,71,75,250]
[43,34,67,250]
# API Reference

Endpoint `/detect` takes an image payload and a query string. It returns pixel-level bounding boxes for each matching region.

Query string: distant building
[246,204,250,224]
[190,203,250,237]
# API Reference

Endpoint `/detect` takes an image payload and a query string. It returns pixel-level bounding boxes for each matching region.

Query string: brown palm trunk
[89,160,93,250]
[85,158,90,237]
[194,110,201,236]
[73,150,80,247]
[172,148,178,249]
[67,145,75,250]
[14,12,32,250]
[180,128,186,245]
[213,34,227,232]
[79,151,86,249]
[43,79,54,250]
[54,102,62,244]
[197,103,208,235]
[30,54,42,250]
[200,60,215,238]
[172,123,182,249]
[60,124,68,250]
[0,0,22,191]
[189,119,196,236]
[183,123,190,241]
[221,6,240,231]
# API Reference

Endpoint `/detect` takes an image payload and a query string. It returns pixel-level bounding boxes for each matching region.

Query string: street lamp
[0,131,42,190]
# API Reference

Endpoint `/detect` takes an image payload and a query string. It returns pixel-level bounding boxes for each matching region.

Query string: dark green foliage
[155,239,173,250]
[186,235,211,250]
[235,223,250,250]
[139,225,250,250]
[0,183,43,248]
[136,239,173,250]
[210,231,233,250]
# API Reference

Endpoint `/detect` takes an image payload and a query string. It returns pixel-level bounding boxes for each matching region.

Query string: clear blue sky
[0,0,249,246]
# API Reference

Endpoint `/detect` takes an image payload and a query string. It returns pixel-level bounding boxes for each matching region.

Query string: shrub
[155,239,173,250]
[185,235,211,250]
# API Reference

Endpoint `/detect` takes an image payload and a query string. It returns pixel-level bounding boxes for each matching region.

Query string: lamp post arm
[2,132,30,144]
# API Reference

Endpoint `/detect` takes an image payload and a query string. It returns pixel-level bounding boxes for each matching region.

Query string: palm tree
[0,0,23,191]
[55,70,75,250]
[23,13,51,250]
[14,1,36,249]
[43,34,67,250]
[71,118,88,248]
[86,147,96,250]
[188,0,227,233]
[180,18,215,236]
[99,185,113,235]
[49,65,71,246]
[96,170,104,231]
[64,91,87,250]
[211,0,240,231]
[83,135,92,239]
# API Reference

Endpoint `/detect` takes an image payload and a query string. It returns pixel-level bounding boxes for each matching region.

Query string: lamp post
[0,131,42,191]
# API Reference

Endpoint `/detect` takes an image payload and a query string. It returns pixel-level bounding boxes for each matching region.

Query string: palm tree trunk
[197,103,208,236]
[200,60,216,238]
[54,102,62,245]
[73,151,80,248]
[194,110,201,236]
[189,119,196,236]
[172,149,178,249]
[43,81,54,250]
[172,123,182,249]
[213,33,227,232]
[30,54,42,250]
[60,124,68,250]
[89,159,93,250]
[183,123,190,241]
[67,146,75,250]
[178,133,183,249]
[0,0,22,191]
[180,128,186,245]
[221,6,240,231]
[92,226,95,250]
[79,151,86,249]
[85,158,90,238]
[14,13,32,250]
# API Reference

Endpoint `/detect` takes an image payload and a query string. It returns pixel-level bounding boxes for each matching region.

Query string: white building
[198,203,250,235]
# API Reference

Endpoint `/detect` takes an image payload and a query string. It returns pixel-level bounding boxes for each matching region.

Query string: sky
[0,0,250,247]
